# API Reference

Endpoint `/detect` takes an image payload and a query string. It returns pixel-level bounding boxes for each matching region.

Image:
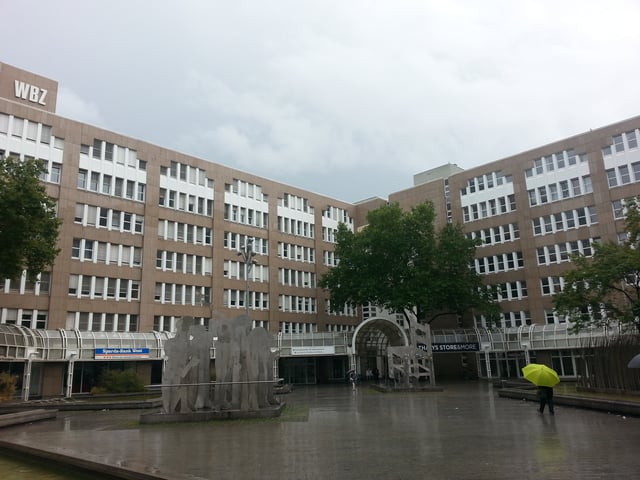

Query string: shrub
[0,372,18,401]
[93,369,145,394]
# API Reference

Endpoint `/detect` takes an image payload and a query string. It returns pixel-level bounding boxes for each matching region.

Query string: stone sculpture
[160,314,278,416]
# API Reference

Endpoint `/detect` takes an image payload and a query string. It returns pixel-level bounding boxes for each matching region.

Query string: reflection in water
[0,452,111,480]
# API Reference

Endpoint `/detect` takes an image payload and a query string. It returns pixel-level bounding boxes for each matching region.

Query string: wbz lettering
[14,80,48,106]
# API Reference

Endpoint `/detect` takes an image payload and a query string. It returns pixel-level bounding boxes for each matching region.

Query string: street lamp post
[238,239,256,316]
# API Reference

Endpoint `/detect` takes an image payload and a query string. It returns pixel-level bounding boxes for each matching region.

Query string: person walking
[538,385,555,415]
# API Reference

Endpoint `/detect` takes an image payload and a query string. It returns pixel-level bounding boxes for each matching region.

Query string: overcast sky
[4,1,640,202]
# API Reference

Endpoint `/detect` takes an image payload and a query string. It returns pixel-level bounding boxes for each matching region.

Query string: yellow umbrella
[521,363,560,387]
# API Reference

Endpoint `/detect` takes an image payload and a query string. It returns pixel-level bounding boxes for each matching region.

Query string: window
[25,121,37,141]
[619,166,631,184]
[613,134,624,153]
[113,178,124,197]
[606,169,617,187]
[90,172,100,191]
[92,139,102,159]
[627,130,638,149]
[72,238,81,258]
[77,169,87,189]
[12,117,24,137]
[0,113,9,134]
[571,178,581,196]
[105,142,114,161]
[115,178,124,197]
[50,163,61,183]
[97,175,110,196]
[126,180,135,199]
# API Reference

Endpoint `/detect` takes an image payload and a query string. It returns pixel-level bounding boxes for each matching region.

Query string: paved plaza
[1,381,640,479]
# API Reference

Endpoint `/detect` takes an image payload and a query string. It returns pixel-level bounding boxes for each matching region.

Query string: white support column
[22,349,39,401]
[482,343,492,379]
[22,359,33,401]
[65,352,78,398]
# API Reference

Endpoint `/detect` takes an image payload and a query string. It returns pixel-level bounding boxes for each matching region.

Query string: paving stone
[0,382,639,479]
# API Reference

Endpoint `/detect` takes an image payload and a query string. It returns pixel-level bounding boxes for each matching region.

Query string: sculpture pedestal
[140,402,285,424]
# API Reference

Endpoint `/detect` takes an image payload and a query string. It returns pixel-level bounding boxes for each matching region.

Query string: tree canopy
[0,156,61,282]
[553,198,640,330]
[319,201,499,325]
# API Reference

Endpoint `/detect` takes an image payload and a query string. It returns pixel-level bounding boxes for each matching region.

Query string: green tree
[553,198,640,330]
[0,156,61,282]
[319,201,499,326]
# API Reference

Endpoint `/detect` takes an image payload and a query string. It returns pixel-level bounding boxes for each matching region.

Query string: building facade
[1,61,639,394]
[0,62,361,337]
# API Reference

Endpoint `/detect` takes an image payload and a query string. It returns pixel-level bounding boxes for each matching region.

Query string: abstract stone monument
[141,315,282,424]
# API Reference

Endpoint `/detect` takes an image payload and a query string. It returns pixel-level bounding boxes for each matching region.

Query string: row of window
[322,226,338,243]
[160,188,213,216]
[223,204,269,228]
[279,269,317,288]
[462,194,517,223]
[77,169,146,202]
[84,139,144,170]
[606,162,640,187]
[0,273,51,295]
[74,204,144,233]
[158,220,212,245]
[323,205,353,225]
[502,311,532,328]
[467,223,520,246]
[323,250,339,267]
[524,149,584,177]
[68,275,140,300]
[279,193,314,214]
[223,289,270,310]
[72,239,142,266]
[461,170,512,196]
[156,251,213,275]
[279,242,315,262]
[161,160,210,187]
[279,295,318,313]
[277,216,315,238]
[540,276,565,295]
[492,281,528,301]
[224,179,267,201]
[536,238,599,265]
[0,114,52,144]
[612,198,638,219]
[326,324,356,332]
[325,300,357,317]
[474,310,532,329]
[1,309,48,329]
[39,159,62,184]
[602,130,638,157]
[527,175,592,207]
[154,283,211,305]
[532,206,598,236]
[153,315,211,333]
[223,261,268,282]
[67,311,138,332]
[280,321,317,334]
[224,233,268,254]
[475,251,524,274]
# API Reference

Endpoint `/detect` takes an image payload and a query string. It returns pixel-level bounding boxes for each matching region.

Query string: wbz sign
[14,80,48,106]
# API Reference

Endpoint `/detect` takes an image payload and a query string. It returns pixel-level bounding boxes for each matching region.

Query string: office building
[1,61,638,394]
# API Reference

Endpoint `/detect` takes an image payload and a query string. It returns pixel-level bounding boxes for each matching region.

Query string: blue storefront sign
[95,348,150,359]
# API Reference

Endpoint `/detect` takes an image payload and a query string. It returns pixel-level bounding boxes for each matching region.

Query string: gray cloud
[4,0,640,201]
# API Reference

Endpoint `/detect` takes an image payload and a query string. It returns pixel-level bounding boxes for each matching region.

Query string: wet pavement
[1,381,640,479]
